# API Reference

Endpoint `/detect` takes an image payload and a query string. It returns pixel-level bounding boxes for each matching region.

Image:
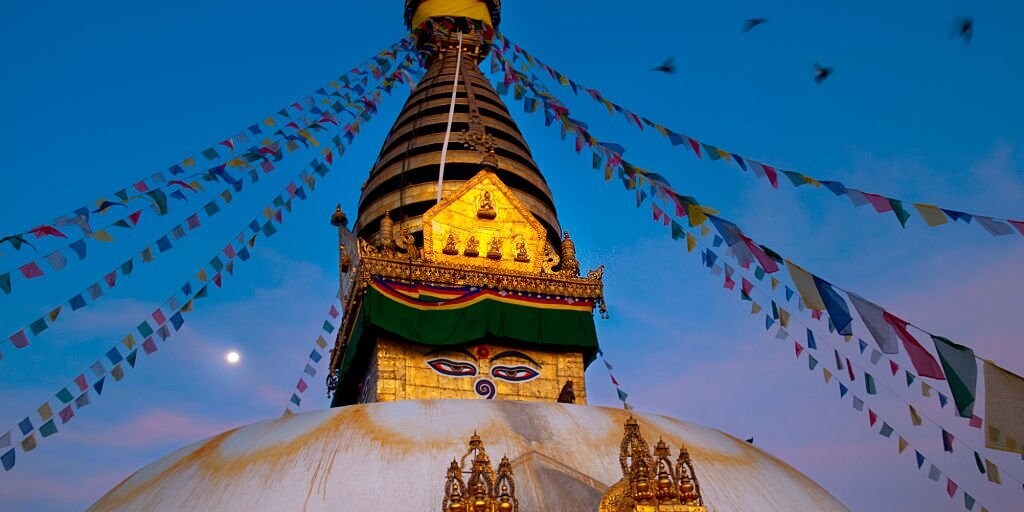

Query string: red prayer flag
[890,361,899,376]
[882,312,945,379]
[1009,219,1024,236]
[152,309,166,325]
[74,374,88,391]
[60,405,74,424]
[863,193,894,213]
[296,379,308,393]
[723,274,736,290]
[274,210,283,223]
[741,278,754,295]
[329,306,339,319]
[847,358,856,381]
[128,211,143,225]
[223,245,236,259]
[220,139,234,152]
[742,237,780,273]
[104,271,117,288]
[795,342,804,358]
[29,225,66,239]
[324,150,334,165]
[946,479,957,498]
[868,409,878,426]
[9,330,29,348]
[142,337,158,354]
[811,309,823,320]
[213,272,223,288]
[762,164,779,189]
[686,138,702,158]
[969,415,983,429]
[133,181,149,193]
[610,374,619,386]
[19,262,44,279]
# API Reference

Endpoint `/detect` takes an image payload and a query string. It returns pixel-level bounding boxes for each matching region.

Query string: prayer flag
[39,419,57,438]
[909,405,922,426]
[983,360,1024,454]
[883,312,944,379]
[932,336,977,418]
[785,260,826,310]
[942,430,955,453]
[984,459,1001,484]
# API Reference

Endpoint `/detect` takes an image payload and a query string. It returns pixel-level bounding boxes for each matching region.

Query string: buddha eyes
[425,358,540,382]
[426,358,478,377]
[490,365,540,382]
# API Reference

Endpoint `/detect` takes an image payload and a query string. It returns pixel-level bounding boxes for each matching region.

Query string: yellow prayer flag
[984,459,1002,484]
[283,408,295,417]
[716,149,731,161]
[603,100,614,114]
[189,180,204,192]
[898,436,908,454]
[197,269,208,282]
[785,259,827,310]
[122,334,136,350]
[921,382,932,397]
[111,364,125,382]
[686,233,697,253]
[700,225,710,237]
[823,368,833,384]
[181,157,196,168]
[908,405,922,426]
[913,203,949,227]
[984,360,1024,454]
[263,207,275,220]
[182,300,194,312]
[316,336,328,349]
[770,277,780,290]
[37,403,53,422]
[297,129,320,148]
[226,157,249,168]
[687,204,708,227]
[263,116,276,127]
[91,229,113,243]
[751,302,763,315]
[48,306,62,322]
[779,308,791,328]
[21,433,37,452]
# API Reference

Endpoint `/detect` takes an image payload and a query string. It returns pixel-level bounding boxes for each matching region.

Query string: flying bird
[651,57,676,74]
[813,63,833,85]
[953,16,974,46]
[743,18,768,33]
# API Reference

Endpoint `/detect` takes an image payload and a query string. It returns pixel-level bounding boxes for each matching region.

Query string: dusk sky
[2,1,1023,510]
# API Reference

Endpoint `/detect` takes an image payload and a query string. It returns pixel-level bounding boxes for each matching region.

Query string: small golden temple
[87,2,851,511]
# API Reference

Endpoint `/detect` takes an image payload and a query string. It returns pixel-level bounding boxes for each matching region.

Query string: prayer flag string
[283,291,342,416]
[493,33,1024,242]
[0,65,426,470]
[2,62,419,355]
[0,38,413,257]
[489,51,1024,463]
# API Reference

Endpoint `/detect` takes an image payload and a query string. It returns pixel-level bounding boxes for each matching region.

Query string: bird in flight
[743,18,768,33]
[953,16,974,46]
[652,57,676,74]
[813,63,833,85]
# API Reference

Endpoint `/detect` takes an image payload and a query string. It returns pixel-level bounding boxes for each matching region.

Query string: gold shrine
[441,432,519,512]
[599,418,707,512]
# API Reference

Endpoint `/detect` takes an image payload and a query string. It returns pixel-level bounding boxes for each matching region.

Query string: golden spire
[441,432,518,512]
[600,417,707,512]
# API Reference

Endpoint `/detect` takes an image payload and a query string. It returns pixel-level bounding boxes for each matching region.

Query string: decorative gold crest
[422,170,546,274]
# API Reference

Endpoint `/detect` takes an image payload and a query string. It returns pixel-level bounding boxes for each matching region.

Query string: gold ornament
[441,433,517,512]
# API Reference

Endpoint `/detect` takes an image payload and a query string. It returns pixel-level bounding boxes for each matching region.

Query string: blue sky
[1,1,1023,510]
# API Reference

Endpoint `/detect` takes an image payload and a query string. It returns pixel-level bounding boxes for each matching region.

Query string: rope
[436,31,463,203]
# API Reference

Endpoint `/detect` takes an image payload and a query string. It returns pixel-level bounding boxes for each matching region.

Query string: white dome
[88,400,848,511]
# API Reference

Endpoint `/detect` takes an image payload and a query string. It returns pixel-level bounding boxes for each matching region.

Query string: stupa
[88,2,850,510]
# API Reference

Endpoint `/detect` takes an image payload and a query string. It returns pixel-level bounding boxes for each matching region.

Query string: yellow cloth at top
[411,0,493,29]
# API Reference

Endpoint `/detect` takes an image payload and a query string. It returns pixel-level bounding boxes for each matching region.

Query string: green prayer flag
[670,221,685,240]
[56,388,73,404]
[906,370,916,387]
[890,199,911,227]
[39,419,57,438]
[29,317,48,336]
[201,148,220,160]
[204,201,221,216]
[932,335,977,418]
[127,349,138,368]
[865,373,877,395]
[137,321,154,337]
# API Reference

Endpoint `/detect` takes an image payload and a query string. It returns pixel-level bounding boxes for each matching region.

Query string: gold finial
[330,204,348,227]
[378,211,395,251]
[443,433,516,511]
[600,417,706,512]
[560,231,580,277]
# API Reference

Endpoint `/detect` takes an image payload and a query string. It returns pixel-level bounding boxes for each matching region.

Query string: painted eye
[490,365,540,382]
[426,358,478,377]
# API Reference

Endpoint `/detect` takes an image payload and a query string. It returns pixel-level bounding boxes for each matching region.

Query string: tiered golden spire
[599,417,706,512]
[442,432,518,512]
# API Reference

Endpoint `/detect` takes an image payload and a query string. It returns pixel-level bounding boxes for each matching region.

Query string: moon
[225,351,240,364]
